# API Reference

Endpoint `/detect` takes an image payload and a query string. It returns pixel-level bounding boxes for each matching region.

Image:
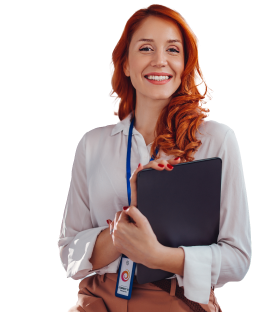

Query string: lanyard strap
[126,116,159,205]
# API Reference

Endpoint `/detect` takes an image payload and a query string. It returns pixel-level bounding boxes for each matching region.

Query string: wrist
[145,242,166,269]
[106,229,121,258]
[147,244,185,276]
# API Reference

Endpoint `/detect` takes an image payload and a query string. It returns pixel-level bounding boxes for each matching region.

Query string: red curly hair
[110,4,211,162]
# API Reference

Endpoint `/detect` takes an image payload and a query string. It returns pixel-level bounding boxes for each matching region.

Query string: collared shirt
[58,111,251,304]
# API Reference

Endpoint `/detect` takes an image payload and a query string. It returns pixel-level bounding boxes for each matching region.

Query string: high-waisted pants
[68,273,222,312]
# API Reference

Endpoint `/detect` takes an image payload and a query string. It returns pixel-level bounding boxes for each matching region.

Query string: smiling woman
[111,9,210,162]
[65,4,225,312]
[62,4,251,312]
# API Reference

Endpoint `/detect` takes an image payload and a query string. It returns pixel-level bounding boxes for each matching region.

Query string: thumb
[123,206,147,227]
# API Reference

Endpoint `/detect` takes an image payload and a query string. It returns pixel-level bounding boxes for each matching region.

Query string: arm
[89,227,121,270]
[150,126,252,304]
[150,245,185,276]
[57,135,121,280]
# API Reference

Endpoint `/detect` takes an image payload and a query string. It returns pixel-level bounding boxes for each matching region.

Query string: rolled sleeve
[58,133,109,280]
[176,246,212,304]
[175,129,251,304]
[62,226,108,279]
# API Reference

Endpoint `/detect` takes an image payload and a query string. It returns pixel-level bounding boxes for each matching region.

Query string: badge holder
[115,254,136,299]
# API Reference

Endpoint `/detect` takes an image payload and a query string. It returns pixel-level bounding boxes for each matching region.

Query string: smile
[144,75,172,85]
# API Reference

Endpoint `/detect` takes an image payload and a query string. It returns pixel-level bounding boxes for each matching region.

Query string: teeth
[147,75,170,81]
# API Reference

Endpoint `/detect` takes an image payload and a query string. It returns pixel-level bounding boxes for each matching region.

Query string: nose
[151,50,168,67]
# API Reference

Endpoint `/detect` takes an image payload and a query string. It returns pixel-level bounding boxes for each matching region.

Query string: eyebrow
[137,38,182,44]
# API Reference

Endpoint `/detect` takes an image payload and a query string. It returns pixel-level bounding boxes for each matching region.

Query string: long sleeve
[175,128,252,304]
[58,133,108,280]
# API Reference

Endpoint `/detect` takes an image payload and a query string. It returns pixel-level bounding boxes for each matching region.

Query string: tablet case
[136,157,222,284]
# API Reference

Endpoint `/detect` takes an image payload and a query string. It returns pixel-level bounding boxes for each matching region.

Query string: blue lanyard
[115,115,159,301]
[126,116,159,205]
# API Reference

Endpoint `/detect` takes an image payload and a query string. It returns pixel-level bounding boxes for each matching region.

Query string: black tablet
[136,157,222,284]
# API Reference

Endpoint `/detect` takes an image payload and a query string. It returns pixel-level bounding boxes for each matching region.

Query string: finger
[144,159,180,171]
[114,211,122,229]
[130,163,144,186]
[160,158,181,171]
[107,219,114,234]
[147,160,172,171]
[123,206,148,228]
[167,156,181,165]
[129,163,144,207]
[114,211,122,223]
[131,157,180,180]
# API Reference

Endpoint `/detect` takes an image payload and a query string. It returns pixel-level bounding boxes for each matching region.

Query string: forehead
[131,16,183,45]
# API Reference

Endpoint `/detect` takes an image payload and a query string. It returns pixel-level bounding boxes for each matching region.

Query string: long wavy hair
[110,4,211,162]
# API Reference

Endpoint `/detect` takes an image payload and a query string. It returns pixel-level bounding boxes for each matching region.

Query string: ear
[123,59,130,77]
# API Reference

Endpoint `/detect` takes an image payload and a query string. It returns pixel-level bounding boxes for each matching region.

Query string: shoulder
[197,119,234,145]
[193,120,237,159]
[84,124,116,143]
[74,124,117,153]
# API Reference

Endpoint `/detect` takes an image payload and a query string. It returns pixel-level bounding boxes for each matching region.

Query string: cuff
[175,245,212,304]
[66,225,108,280]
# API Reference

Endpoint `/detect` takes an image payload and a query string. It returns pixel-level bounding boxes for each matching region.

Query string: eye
[168,48,179,53]
[139,46,180,53]
[139,46,152,52]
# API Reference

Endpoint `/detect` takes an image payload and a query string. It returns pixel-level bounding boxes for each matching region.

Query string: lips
[145,75,172,79]
[144,75,172,85]
[144,72,173,78]
[144,73,173,78]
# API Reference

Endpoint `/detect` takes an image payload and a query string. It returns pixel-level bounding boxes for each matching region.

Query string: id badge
[115,254,136,300]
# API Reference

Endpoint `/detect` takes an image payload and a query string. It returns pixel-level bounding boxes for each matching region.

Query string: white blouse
[58,111,251,304]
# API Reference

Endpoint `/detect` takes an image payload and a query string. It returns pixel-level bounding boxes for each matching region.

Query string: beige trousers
[68,273,222,312]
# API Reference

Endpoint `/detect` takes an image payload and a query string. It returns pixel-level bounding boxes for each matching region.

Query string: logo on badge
[121,269,130,282]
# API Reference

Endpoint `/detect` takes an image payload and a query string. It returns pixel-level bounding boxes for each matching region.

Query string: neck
[134,92,171,138]
[134,93,171,146]
[134,109,159,146]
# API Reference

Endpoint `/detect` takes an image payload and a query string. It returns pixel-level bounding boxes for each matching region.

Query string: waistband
[81,274,180,300]
[102,273,214,289]
[101,273,209,312]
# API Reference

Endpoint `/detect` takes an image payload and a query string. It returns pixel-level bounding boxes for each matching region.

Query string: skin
[124,15,185,145]
[106,16,184,268]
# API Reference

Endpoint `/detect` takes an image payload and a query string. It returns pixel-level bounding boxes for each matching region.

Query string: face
[123,16,184,104]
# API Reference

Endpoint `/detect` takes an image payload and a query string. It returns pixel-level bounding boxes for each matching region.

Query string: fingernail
[138,163,141,168]
[167,164,174,169]
[174,157,180,160]
[106,219,111,225]
[158,164,164,168]
[123,206,129,210]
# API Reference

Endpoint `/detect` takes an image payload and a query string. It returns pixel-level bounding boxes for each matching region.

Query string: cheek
[129,65,145,91]
[173,58,184,77]
[129,54,144,74]
[133,57,150,79]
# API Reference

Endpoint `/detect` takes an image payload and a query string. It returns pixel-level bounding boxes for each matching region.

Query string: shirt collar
[111,111,139,136]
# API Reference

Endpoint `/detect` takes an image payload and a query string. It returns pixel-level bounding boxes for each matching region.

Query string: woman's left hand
[109,206,160,268]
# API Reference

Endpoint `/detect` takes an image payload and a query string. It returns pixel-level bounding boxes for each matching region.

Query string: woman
[58,4,251,312]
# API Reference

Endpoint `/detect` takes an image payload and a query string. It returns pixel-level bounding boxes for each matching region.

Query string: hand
[105,156,182,267]
[108,206,162,267]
